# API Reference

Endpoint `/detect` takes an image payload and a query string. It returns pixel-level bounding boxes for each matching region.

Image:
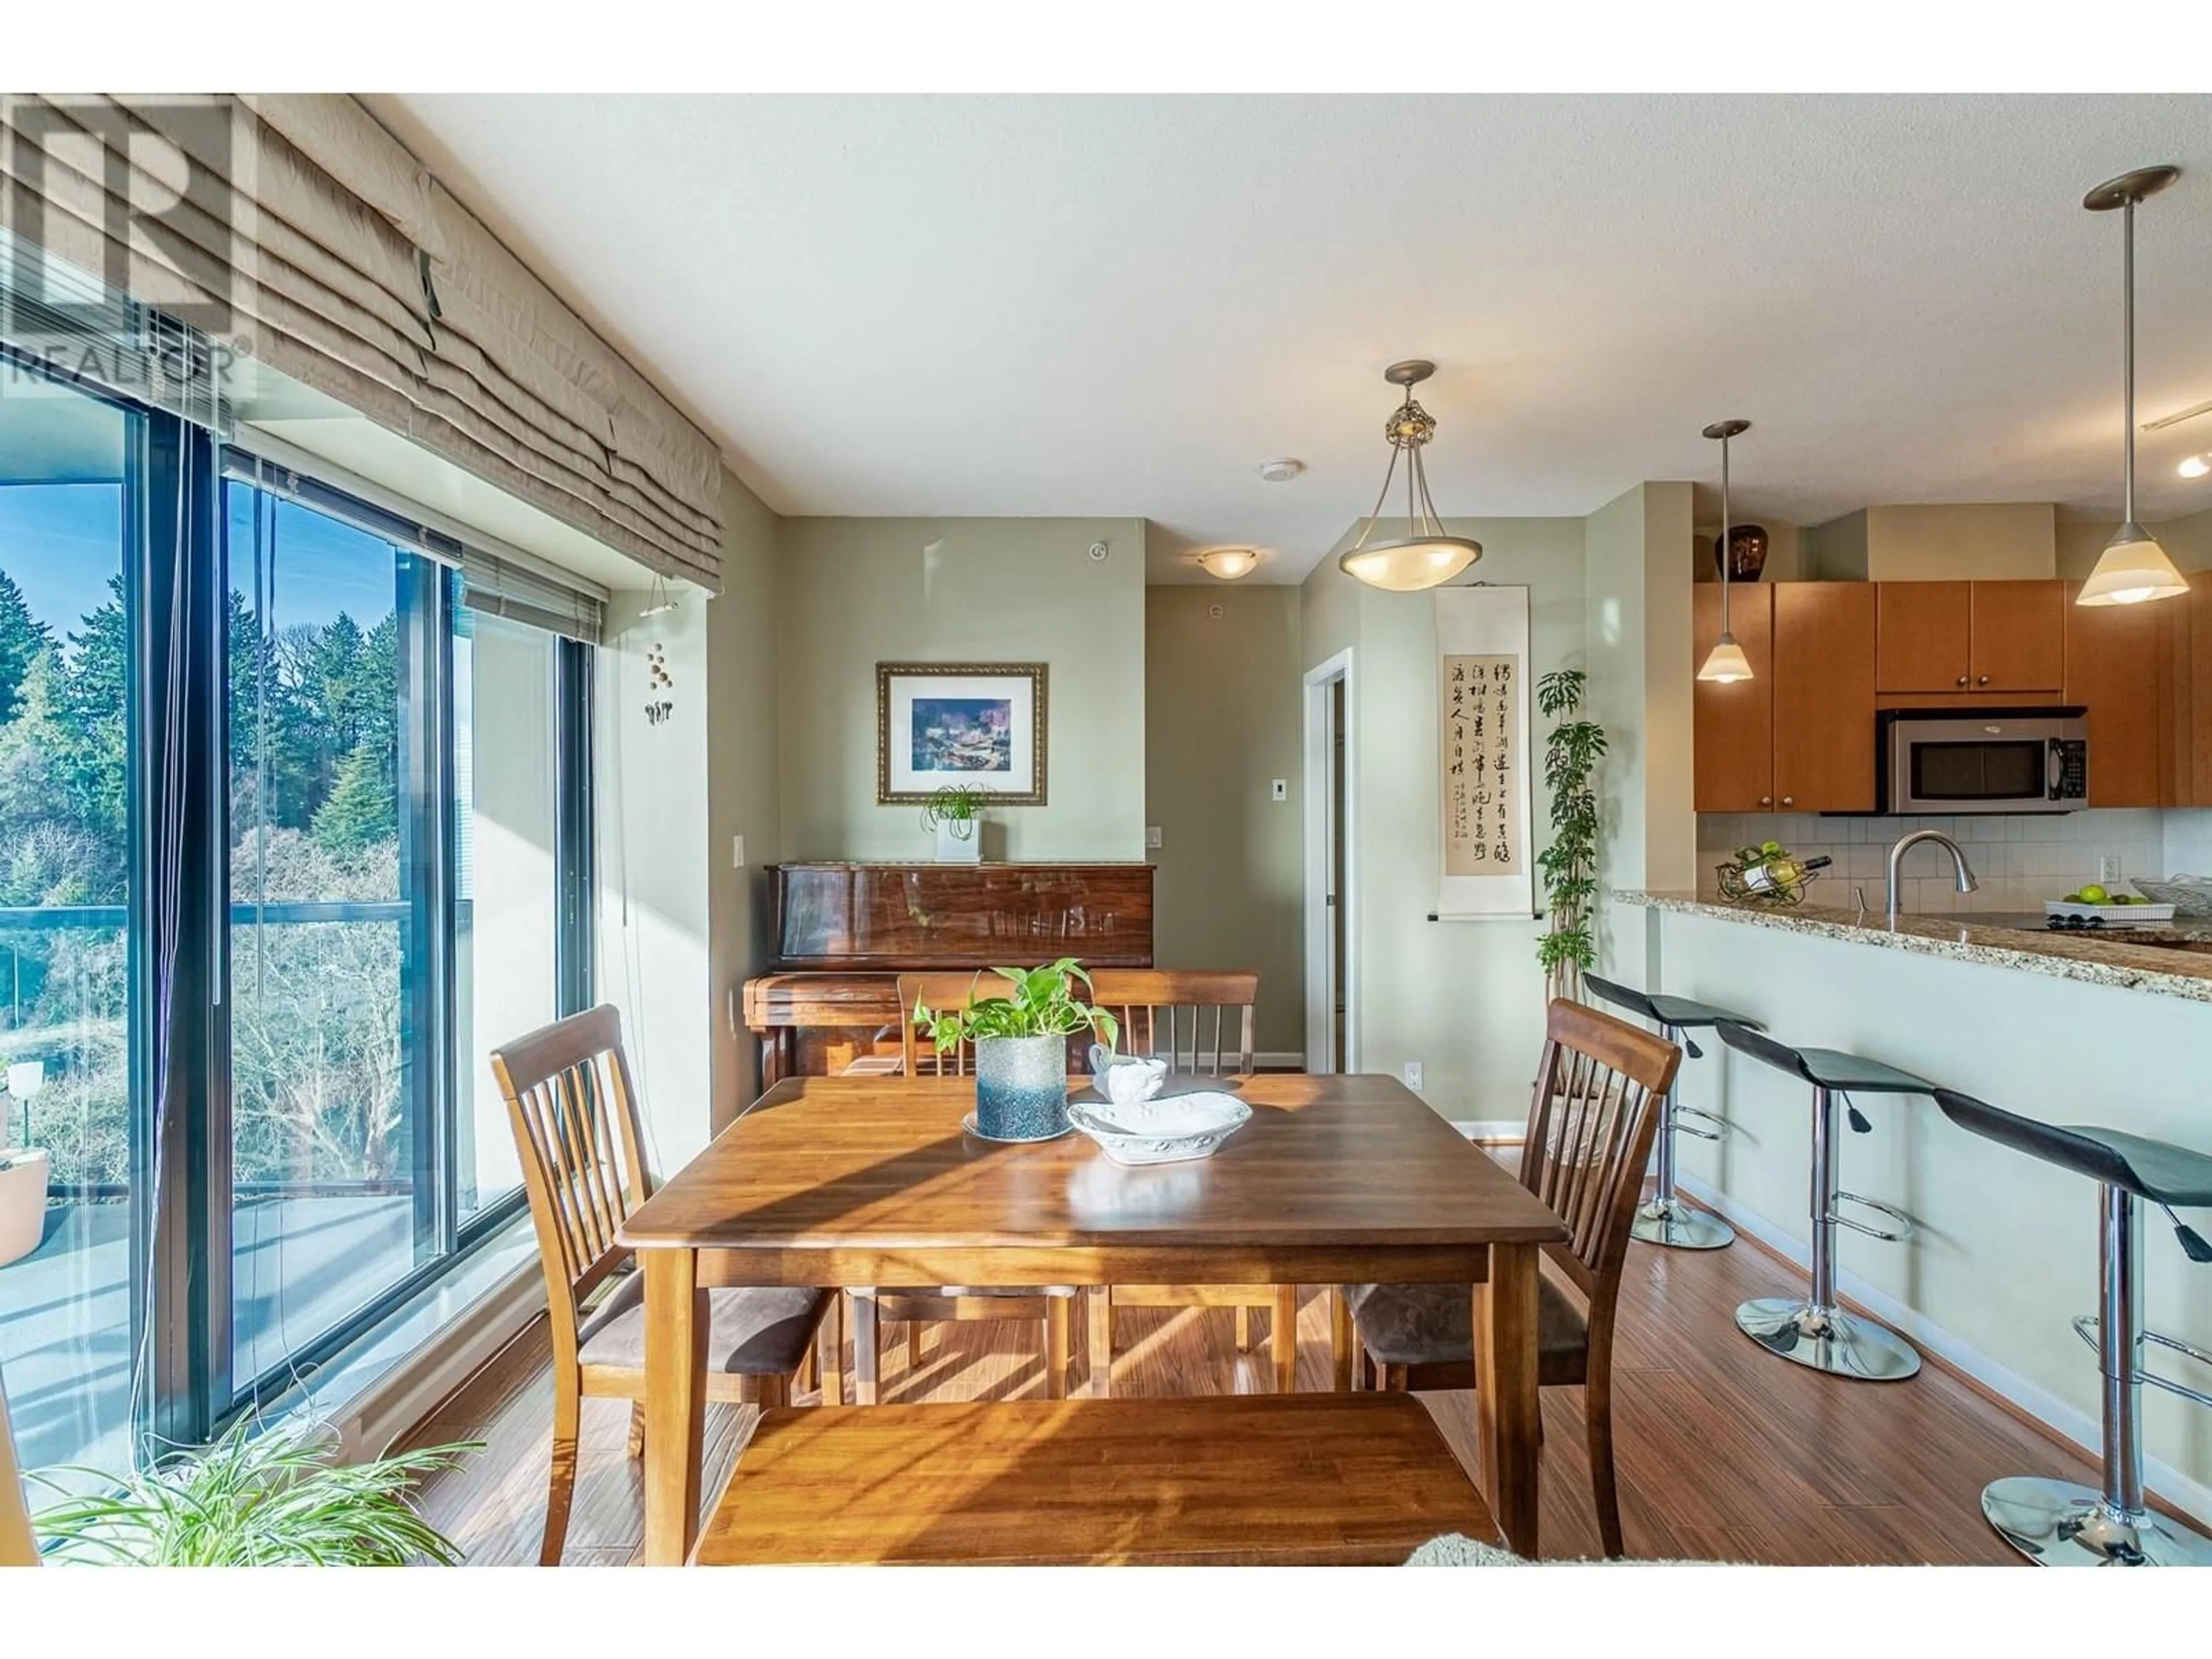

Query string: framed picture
[877,661,1048,805]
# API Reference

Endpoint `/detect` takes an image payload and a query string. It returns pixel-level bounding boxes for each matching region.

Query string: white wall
[777,517,1146,862]
[596,582,713,1171]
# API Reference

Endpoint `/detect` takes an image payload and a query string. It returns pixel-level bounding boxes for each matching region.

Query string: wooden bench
[691,1393,1500,1566]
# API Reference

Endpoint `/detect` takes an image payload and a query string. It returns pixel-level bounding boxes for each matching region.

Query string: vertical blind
[0,93,724,591]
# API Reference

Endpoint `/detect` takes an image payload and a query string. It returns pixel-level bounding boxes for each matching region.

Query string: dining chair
[0,1363,35,1566]
[1081,969,1298,1393]
[849,972,1079,1403]
[1342,998,1680,1557]
[490,1005,840,1565]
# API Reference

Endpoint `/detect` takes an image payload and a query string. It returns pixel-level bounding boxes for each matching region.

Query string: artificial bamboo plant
[1533,669,1608,1003]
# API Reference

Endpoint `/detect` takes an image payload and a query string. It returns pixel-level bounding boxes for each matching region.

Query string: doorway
[1302,650,1355,1074]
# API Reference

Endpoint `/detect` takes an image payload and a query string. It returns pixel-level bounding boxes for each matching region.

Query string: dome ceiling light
[1337,360,1482,593]
[1197,547,1262,579]
[2078,165,2190,608]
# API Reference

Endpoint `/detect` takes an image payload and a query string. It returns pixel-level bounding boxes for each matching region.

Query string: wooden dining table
[618,1070,1569,1564]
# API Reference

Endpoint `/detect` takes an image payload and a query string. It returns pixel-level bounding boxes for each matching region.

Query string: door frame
[1302,649,1357,1074]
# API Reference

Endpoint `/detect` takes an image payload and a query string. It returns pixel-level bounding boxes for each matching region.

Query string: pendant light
[1696,419,1755,683]
[2078,165,2188,608]
[1338,360,1482,592]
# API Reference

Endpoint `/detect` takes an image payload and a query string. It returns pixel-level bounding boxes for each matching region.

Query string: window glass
[0,376,139,1476]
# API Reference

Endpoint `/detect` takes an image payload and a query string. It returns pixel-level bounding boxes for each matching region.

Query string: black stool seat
[1585,974,1759,1032]
[1933,1090,2212,1208]
[1717,1021,1932,1095]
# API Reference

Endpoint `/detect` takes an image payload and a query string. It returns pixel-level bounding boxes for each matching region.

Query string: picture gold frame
[876,661,1048,806]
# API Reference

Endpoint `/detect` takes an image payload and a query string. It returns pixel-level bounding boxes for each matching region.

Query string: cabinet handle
[1759,796,1772,807]
[1978,675,1990,685]
[1955,675,1969,687]
[1781,796,1794,806]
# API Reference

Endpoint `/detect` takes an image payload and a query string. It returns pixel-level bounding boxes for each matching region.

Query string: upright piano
[741,861,1156,1085]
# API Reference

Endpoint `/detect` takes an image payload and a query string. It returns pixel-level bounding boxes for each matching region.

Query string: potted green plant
[919,783,990,863]
[1534,669,1608,1005]
[915,959,1118,1142]
[29,1414,478,1566]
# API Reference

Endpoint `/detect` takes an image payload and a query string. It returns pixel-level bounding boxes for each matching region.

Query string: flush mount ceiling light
[1197,547,1262,579]
[1257,457,1305,483]
[1337,360,1482,592]
[2079,165,2190,608]
[1696,419,1755,684]
[2180,451,2211,480]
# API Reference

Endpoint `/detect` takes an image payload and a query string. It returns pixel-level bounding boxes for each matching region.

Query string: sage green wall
[2058,504,2212,577]
[776,517,1147,862]
[707,471,784,1132]
[1587,482,1698,981]
[1144,586,1305,1056]
[1301,517,1591,1126]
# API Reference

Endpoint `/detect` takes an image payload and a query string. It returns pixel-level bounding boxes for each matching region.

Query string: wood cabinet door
[2065,584,2169,808]
[1772,582,1877,812]
[1693,583,1774,812]
[1969,580,2066,691]
[1876,581,1972,692]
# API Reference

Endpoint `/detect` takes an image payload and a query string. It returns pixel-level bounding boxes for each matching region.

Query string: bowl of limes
[2045,885,2176,923]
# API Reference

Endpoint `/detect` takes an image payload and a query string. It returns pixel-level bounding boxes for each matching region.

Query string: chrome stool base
[1633,1196,1735,1250]
[1980,1475,2212,1566]
[1734,1297,1922,1381]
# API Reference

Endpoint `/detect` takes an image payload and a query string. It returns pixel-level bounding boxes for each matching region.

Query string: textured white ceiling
[372,94,2212,582]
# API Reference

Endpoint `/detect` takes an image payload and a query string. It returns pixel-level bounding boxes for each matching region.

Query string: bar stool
[1933,1088,2212,1566]
[1714,1021,1929,1381]
[1584,973,1758,1251]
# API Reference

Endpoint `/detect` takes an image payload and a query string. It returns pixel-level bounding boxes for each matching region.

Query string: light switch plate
[1145,825,1162,850]
[1402,1061,1423,1090]
[732,834,747,868]
[1271,778,1288,801]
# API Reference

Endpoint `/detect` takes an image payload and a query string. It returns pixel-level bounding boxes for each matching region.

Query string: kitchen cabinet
[1876,579,2066,695]
[1969,580,2068,691]
[1692,582,1773,812]
[1772,582,1877,812]
[2065,582,2172,808]
[1877,581,1972,692]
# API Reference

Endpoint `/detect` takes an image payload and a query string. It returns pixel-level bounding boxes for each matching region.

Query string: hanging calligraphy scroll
[1435,585,1535,919]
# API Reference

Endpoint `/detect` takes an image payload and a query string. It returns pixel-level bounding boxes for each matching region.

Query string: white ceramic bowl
[1065,1092,1251,1166]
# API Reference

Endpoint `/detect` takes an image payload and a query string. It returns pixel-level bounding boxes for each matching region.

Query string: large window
[0,349,596,1475]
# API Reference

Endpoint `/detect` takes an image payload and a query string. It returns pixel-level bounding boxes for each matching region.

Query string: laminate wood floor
[401,1215,2115,1566]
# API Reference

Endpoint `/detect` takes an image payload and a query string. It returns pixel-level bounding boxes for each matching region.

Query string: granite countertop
[1615,891,2212,1005]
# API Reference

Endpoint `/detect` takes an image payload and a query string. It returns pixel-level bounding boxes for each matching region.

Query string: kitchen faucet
[1886,828,1979,926]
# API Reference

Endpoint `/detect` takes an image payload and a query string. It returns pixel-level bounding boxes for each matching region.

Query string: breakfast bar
[1616,891,2212,1514]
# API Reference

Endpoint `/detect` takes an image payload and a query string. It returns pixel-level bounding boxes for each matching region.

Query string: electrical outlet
[1145,825,1162,850]
[1402,1061,1424,1090]
[2099,854,2122,885]
[1270,778,1288,802]
[731,834,746,869]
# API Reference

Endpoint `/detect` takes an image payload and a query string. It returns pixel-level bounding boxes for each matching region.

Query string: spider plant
[30,1414,478,1566]
[914,958,1119,1056]
[918,782,990,838]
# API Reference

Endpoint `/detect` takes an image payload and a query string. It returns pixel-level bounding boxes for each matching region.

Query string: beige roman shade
[0,93,724,589]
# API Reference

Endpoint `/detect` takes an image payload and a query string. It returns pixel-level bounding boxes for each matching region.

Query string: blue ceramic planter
[974,1035,1068,1141]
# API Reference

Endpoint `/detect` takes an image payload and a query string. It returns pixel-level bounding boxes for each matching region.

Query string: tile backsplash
[1695,810,2174,914]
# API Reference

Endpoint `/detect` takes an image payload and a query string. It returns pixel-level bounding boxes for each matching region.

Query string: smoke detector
[1257,457,1304,483]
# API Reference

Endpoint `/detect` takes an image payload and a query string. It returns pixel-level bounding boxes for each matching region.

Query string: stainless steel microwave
[1877,709,2088,815]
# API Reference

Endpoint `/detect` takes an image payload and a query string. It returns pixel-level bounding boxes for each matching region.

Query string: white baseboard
[1675,1172,2212,1529]
[1256,1050,1305,1071]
